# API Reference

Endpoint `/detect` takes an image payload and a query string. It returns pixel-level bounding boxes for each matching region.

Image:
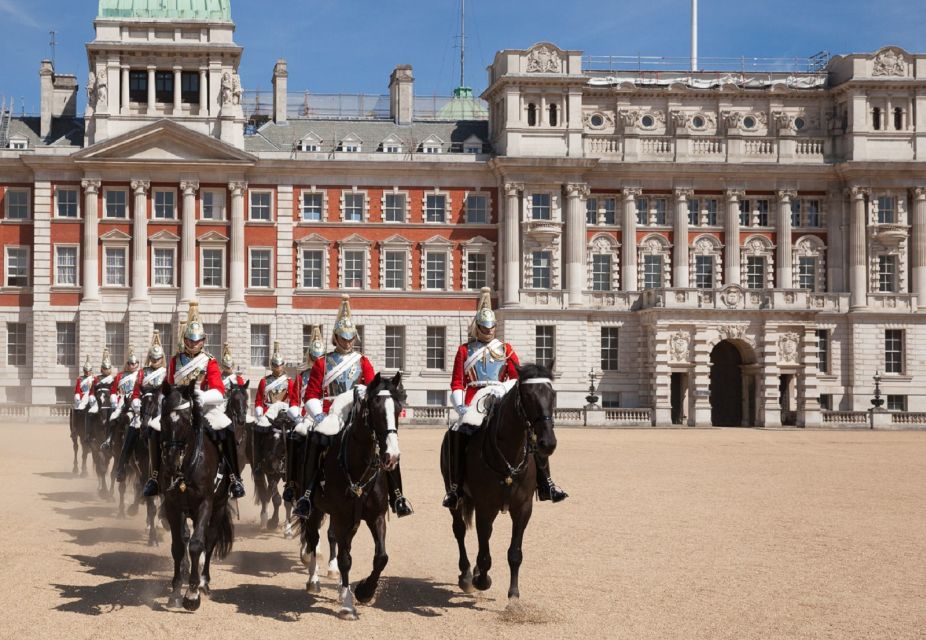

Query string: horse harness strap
[337,391,382,503]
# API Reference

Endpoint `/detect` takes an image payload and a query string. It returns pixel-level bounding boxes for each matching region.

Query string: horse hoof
[182,594,201,612]
[326,560,339,577]
[306,580,321,594]
[473,574,492,591]
[167,596,183,609]
[72,467,79,475]
[267,518,279,531]
[458,571,474,594]
[80,470,88,478]
[200,584,211,597]
[337,607,358,621]
[127,503,139,517]
[354,581,377,604]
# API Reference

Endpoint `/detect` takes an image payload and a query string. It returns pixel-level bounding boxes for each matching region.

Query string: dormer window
[299,141,319,152]
[339,138,361,152]
[8,138,26,150]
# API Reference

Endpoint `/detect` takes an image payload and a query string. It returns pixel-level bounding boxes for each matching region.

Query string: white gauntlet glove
[355,385,367,399]
[286,405,301,419]
[73,394,81,409]
[195,388,223,408]
[255,406,264,418]
[131,398,141,412]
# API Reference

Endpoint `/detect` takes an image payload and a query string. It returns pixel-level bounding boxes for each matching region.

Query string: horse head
[515,363,557,457]
[93,384,112,411]
[139,389,160,425]
[226,381,249,425]
[260,410,292,476]
[159,380,199,484]
[364,371,404,470]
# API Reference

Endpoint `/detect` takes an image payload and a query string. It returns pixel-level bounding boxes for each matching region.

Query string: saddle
[453,379,517,434]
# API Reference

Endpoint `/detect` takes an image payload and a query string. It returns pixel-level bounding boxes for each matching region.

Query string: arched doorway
[710,340,756,426]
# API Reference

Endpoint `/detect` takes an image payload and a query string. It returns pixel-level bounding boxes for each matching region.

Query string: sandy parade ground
[0,420,924,640]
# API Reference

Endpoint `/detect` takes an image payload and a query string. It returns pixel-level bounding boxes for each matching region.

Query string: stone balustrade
[583,134,830,165]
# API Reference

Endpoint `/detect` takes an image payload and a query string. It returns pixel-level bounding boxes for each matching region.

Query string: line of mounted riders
[67,289,566,617]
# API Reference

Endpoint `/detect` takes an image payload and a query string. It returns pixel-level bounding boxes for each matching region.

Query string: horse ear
[371,372,382,388]
[185,379,197,398]
[391,370,402,387]
[243,379,250,390]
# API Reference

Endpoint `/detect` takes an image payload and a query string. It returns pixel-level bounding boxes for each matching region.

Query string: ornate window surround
[297,186,329,223]
[337,233,371,290]
[296,233,331,291]
[740,235,776,289]
[522,234,561,289]
[100,229,132,289]
[793,235,827,292]
[379,234,412,290]
[637,233,672,290]
[149,229,180,289]
[380,188,410,224]
[586,232,621,290]
[419,235,454,291]
[463,189,493,224]
[461,235,496,291]
[421,188,450,224]
[689,234,724,288]
[340,187,370,223]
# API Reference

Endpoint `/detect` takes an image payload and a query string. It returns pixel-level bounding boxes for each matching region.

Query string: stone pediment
[296,233,330,246]
[73,120,256,165]
[100,229,132,242]
[149,230,181,243]
[197,230,229,243]
[380,234,412,246]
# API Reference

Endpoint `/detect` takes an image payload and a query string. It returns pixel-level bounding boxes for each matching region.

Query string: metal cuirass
[466,339,507,383]
[325,352,361,397]
[264,374,289,404]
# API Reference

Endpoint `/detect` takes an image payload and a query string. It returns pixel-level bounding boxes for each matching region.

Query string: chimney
[40,60,54,139]
[389,65,414,125]
[272,59,288,124]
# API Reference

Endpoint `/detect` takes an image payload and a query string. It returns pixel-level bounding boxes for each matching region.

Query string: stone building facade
[0,1,924,426]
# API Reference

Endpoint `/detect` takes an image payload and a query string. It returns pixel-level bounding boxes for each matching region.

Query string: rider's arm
[304,358,326,420]
[450,345,466,392]
[195,359,226,407]
[254,378,268,412]
[505,343,521,380]
[360,356,375,385]
[131,372,143,401]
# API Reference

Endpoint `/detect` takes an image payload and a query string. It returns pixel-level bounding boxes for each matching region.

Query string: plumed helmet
[332,294,358,342]
[469,287,496,338]
[126,345,138,366]
[182,301,205,343]
[148,330,165,362]
[222,343,234,369]
[100,347,112,371]
[307,325,326,362]
[270,340,285,367]
[82,354,92,374]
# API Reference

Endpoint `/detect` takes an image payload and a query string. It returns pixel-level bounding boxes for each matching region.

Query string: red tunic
[109,372,124,397]
[166,354,225,395]
[294,368,312,416]
[450,342,520,405]
[74,375,94,396]
[303,354,375,413]
[255,375,298,411]
[131,366,169,400]
[224,374,246,387]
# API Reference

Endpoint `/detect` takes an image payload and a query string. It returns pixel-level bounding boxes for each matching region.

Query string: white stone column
[503,183,522,307]
[848,187,869,309]
[80,179,101,302]
[229,181,247,304]
[131,180,150,302]
[777,189,796,289]
[725,189,743,285]
[199,68,208,114]
[674,188,692,287]
[911,188,926,308]
[826,189,845,292]
[622,188,641,291]
[565,183,589,307]
[173,67,182,112]
[147,66,156,112]
[180,180,199,302]
[120,67,129,114]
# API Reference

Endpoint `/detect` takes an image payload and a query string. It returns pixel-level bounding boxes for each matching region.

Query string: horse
[299,372,404,620]
[225,382,250,474]
[159,380,235,611]
[122,389,162,546]
[88,384,115,500]
[439,363,558,605]
[68,404,90,477]
[107,408,132,517]
[251,409,294,531]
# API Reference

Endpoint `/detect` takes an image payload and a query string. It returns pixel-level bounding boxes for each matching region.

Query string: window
[301,192,323,221]
[154,323,173,358]
[887,395,907,411]
[104,247,128,287]
[298,139,319,152]
[878,255,897,293]
[249,191,272,221]
[885,329,903,374]
[343,193,364,222]
[56,322,76,366]
[249,249,272,288]
[203,323,222,357]
[535,326,555,368]
[877,197,895,224]
[466,194,488,224]
[739,200,750,225]
[818,394,832,410]
[106,323,126,366]
[791,200,801,228]
[152,248,175,287]
[532,251,551,289]
[202,248,224,287]
[383,143,402,153]
[805,200,821,227]
[105,189,128,218]
[344,250,365,289]
[383,193,405,223]
[652,198,667,225]
[592,254,612,291]
[601,392,621,408]
[601,198,616,225]
[302,250,323,288]
[798,257,817,291]
[467,253,488,290]
[549,103,558,127]
[384,326,405,371]
[695,255,713,289]
[5,189,29,219]
[872,107,882,131]
[688,199,700,225]
[180,71,199,104]
[601,327,619,371]
[153,189,175,219]
[56,188,79,218]
[6,323,26,366]
[893,107,903,132]
[703,199,718,225]
[426,390,447,406]
[745,256,765,289]
[340,141,360,153]
[636,197,647,225]
[426,326,446,370]
[586,198,598,225]
[154,70,173,103]
[425,194,446,223]
[531,194,551,221]
[527,103,537,127]
[425,252,447,290]
[250,325,270,367]
[642,255,663,290]
[816,329,829,374]
[5,247,29,287]
[8,140,26,150]
[755,199,769,226]
[384,251,406,290]
[201,190,225,220]
[129,70,147,102]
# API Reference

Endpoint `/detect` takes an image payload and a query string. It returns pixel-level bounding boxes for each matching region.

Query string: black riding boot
[115,424,139,482]
[387,465,413,518]
[442,430,469,509]
[142,430,161,497]
[535,453,568,503]
[294,437,322,519]
[101,416,116,452]
[282,434,302,503]
[221,438,246,499]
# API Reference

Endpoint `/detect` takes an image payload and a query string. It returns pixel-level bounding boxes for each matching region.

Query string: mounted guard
[103,346,140,451]
[120,331,167,483]
[220,343,247,390]
[73,355,95,410]
[283,326,327,503]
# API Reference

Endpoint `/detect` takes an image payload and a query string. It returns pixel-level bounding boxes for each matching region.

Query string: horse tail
[213,501,235,559]
[462,498,474,531]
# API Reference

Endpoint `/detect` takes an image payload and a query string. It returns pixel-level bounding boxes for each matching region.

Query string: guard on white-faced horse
[298,371,405,619]
[444,288,567,509]
[88,349,117,498]
[440,362,558,602]
[70,356,95,475]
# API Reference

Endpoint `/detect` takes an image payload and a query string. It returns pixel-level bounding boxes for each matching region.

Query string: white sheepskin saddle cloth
[148,415,162,432]
[315,388,360,437]
[204,403,232,431]
[453,380,517,432]
[256,401,289,428]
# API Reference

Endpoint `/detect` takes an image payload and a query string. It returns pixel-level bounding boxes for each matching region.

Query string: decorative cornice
[80,179,101,194]
[130,179,150,194]
[228,181,248,195]
[504,183,524,197]
[180,181,200,196]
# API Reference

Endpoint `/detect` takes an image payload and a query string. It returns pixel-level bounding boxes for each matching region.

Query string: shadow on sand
[52,578,165,615]
[59,526,144,546]
[67,551,165,580]
[39,490,100,504]
[35,471,84,480]
[223,549,300,578]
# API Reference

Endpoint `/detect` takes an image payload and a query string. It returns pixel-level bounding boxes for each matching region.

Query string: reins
[338,389,382,501]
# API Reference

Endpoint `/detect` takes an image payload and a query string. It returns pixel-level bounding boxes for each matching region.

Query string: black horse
[88,384,116,500]
[251,409,293,531]
[124,390,162,546]
[299,372,404,620]
[69,403,91,477]
[159,381,235,611]
[440,363,558,605]
[225,382,250,474]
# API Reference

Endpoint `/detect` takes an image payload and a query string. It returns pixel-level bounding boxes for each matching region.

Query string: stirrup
[293,493,313,519]
[441,487,462,510]
[393,495,414,518]
[229,476,246,499]
[142,477,159,497]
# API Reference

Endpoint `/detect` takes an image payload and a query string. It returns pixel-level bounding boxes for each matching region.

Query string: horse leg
[255,472,269,529]
[335,521,358,620]
[473,508,498,591]
[116,474,126,519]
[452,504,473,593]
[183,501,211,611]
[80,438,89,477]
[146,497,159,547]
[167,510,185,608]
[283,498,294,539]
[506,500,533,604]
[326,519,339,577]
[70,419,79,474]
[267,477,281,530]
[354,514,388,605]
[300,508,324,594]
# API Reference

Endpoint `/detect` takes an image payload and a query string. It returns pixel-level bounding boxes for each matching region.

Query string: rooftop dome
[436,87,489,121]
[98,0,232,21]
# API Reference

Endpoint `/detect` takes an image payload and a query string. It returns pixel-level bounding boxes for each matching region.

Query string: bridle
[338,387,397,499]
[162,396,200,493]
[484,378,554,488]
[225,385,248,425]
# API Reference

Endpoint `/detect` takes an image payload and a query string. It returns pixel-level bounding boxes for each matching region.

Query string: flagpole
[691,0,698,72]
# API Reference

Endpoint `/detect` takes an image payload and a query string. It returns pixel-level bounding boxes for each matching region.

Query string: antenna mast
[690,0,698,72]
[459,0,466,88]
[49,30,57,68]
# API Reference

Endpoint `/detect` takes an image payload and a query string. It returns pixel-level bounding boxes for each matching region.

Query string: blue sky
[0,0,923,114]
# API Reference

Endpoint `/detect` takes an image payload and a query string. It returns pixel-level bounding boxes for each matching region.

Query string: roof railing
[582,54,830,74]
[242,91,489,122]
